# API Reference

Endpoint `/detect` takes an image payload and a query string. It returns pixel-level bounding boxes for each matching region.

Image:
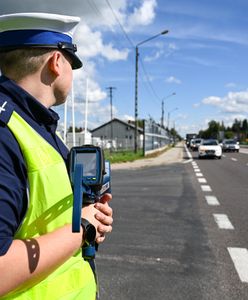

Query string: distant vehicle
[222,139,240,152]
[190,138,195,149]
[198,139,222,159]
[186,133,197,147]
[191,138,202,151]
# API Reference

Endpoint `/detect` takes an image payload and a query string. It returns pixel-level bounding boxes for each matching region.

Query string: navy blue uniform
[0,75,69,255]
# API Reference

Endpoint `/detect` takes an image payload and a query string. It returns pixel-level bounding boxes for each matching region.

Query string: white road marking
[196,172,203,177]
[201,185,212,192]
[198,178,207,183]
[228,248,248,282]
[222,154,226,157]
[194,168,201,172]
[231,158,237,161]
[205,195,220,206]
[183,159,193,164]
[184,145,192,159]
[213,214,234,229]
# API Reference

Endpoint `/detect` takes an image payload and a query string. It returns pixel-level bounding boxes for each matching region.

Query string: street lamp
[161,92,176,128]
[134,29,169,153]
[167,107,178,131]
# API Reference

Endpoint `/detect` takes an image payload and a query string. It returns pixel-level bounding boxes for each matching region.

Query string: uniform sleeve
[0,123,28,255]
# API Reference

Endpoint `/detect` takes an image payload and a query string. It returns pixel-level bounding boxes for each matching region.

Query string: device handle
[72,164,83,232]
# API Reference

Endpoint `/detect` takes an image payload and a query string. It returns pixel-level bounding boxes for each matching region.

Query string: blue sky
[1,0,248,137]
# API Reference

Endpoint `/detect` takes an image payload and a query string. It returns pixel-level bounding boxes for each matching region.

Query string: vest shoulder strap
[0,98,14,125]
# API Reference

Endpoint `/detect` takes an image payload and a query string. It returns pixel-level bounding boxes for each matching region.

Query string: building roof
[91,118,143,133]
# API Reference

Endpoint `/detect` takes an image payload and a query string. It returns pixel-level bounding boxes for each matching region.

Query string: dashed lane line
[205,195,220,206]
[228,248,248,283]
[201,185,212,192]
[188,146,248,285]
[213,214,234,229]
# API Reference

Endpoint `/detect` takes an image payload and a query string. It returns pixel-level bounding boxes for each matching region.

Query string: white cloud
[193,103,201,108]
[125,0,157,31]
[144,49,164,62]
[75,23,129,61]
[165,76,182,84]
[122,114,135,121]
[225,82,237,89]
[168,43,178,50]
[202,90,248,113]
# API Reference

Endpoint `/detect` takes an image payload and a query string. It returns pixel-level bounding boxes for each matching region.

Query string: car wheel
[218,156,222,159]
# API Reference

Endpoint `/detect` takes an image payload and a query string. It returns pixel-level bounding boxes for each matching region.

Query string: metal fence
[144,119,170,153]
[65,119,171,153]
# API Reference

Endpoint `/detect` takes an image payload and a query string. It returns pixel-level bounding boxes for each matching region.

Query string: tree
[67,126,83,133]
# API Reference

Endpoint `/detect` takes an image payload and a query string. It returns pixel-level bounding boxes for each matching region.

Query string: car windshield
[195,139,202,144]
[202,140,218,146]
[225,140,235,145]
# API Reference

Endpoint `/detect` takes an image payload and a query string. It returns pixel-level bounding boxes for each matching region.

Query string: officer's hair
[0,48,53,81]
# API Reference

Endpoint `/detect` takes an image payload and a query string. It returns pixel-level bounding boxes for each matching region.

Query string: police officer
[0,13,113,299]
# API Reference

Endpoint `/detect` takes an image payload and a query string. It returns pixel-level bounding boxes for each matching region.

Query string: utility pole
[106,86,116,151]
[161,100,164,128]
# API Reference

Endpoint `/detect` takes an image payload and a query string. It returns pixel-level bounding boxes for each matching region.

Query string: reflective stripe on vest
[3,111,96,300]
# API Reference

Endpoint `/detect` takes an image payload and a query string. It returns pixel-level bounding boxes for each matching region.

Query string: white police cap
[0,12,82,69]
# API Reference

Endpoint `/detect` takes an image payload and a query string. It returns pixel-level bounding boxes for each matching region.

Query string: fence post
[143,119,145,156]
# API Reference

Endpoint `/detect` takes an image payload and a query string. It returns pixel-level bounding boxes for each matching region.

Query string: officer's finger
[98,224,112,234]
[99,193,112,204]
[94,202,113,217]
[96,235,105,244]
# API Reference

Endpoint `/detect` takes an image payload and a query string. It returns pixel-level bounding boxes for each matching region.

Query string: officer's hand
[94,193,113,244]
[81,193,113,243]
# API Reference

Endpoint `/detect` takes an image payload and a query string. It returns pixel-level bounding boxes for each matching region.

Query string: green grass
[104,145,173,164]
[104,150,144,163]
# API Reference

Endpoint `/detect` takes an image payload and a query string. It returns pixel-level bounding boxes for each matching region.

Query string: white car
[222,139,240,152]
[198,139,222,159]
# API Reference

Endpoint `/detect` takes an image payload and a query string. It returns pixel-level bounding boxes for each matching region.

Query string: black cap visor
[0,42,83,70]
[62,48,82,69]
[57,42,82,69]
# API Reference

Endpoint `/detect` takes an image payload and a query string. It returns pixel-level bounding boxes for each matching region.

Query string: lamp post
[161,92,176,128]
[134,29,169,153]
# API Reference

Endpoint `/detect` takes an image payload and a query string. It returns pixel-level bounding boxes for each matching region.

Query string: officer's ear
[48,51,62,76]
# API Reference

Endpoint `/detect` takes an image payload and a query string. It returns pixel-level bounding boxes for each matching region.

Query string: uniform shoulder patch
[0,98,14,125]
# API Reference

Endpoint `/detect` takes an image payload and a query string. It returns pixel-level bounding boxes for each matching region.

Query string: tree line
[198,119,248,142]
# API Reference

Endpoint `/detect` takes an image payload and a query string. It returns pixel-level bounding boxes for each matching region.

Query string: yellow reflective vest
[3,111,96,299]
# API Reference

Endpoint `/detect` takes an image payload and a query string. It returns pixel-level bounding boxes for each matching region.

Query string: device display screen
[75,152,96,176]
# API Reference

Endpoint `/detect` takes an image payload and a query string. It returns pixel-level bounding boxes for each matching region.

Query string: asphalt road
[96,145,248,300]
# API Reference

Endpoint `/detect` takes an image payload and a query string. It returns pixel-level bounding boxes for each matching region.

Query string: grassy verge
[104,145,173,164]
[104,150,144,164]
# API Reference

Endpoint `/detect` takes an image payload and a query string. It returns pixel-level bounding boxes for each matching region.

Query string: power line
[139,55,161,103]
[104,0,135,48]
[99,0,165,119]
[104,0,162,103]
